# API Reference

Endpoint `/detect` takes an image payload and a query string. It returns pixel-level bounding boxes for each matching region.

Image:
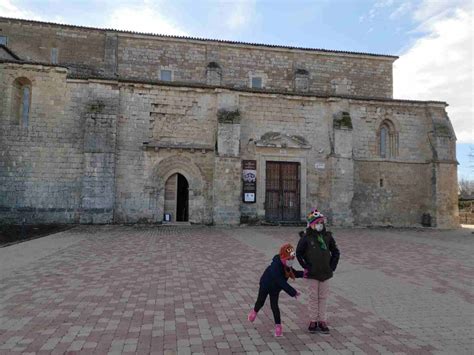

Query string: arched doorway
[164,173,189,222]
[176,174,189,221]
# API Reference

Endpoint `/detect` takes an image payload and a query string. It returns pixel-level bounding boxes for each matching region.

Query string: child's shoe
[274,324,283,337]
[247,309,257,322]
[308,321,318,333]
[318,321,330,334]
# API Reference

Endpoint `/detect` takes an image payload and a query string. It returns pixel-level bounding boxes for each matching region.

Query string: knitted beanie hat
[279,243,296,260]
[307,208,325,227]
[279,243,296,280]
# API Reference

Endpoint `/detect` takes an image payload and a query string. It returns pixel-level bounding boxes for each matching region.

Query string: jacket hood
[272,254,282,265]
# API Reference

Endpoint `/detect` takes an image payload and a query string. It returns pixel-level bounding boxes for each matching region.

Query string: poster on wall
[242,160,256,203]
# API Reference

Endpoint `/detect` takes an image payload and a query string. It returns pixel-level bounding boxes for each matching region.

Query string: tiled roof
[0,16,399,59]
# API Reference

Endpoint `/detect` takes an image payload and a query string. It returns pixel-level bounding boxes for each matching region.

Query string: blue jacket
[259,255,304,296]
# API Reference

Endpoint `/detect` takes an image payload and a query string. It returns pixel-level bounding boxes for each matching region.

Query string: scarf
[307,228,327,250]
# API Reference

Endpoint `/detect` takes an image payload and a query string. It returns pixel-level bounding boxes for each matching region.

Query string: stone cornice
[64,75,448,107]
[353,158,458,165]
[0,59,68,70]
[142,141,214,152]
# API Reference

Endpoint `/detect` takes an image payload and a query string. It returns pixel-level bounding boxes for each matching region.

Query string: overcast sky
[1,0,472,179]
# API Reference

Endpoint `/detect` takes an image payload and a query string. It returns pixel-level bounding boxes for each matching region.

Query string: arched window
[12,77,32,127]
[378,120,398,158]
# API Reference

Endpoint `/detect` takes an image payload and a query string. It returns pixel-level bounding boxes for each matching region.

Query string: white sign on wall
[244,193,255,202]
[315,162,326,170]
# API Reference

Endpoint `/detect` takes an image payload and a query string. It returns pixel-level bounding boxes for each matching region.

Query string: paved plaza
[0,225,473,354]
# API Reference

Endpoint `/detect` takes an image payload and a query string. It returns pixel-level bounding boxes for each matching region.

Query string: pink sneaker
[274,324,283,337]
[247,309,257,322]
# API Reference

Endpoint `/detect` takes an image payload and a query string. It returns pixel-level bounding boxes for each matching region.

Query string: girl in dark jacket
[296,209,340,334]
[248,243,304,337]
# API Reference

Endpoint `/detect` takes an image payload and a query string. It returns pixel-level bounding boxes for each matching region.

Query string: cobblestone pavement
[0,225,472,354]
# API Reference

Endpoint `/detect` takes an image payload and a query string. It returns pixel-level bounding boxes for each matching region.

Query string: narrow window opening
[160,69,172,81]
[378,120,398,159]
[21,86,30,126]
[51,48,58,64]
[251,76,262,89]
[12,77,32,127]
[380,179,384,188]
[380,126,387,158]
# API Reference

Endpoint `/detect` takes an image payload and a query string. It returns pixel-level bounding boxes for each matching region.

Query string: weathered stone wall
[280,50,393,97]
[113,85,216,224]
[352,103,433,160]
[0,63,83,223]
[0,58,458,227]
[353,161,433,226]
[0,18,395,98]
[237,94,457,227]
[213,157,241,225]
[117,36,206,83]
[0,19,106,75]
[238,94,331,221]
[328,132,354,226]
[74,81,119,224]
[213,99,242,224]
[116,37,394,98]
[350,101,457,227]
[434,163,459,228]
[459,211,474,224]
[428,106,459,228]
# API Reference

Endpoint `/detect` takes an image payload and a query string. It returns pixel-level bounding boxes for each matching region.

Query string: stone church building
[0,17,459,228]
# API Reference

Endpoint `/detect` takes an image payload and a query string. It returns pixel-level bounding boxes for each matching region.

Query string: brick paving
[0,225,472,354]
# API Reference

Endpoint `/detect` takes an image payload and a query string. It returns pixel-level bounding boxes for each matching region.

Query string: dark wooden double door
[265,162,300,221]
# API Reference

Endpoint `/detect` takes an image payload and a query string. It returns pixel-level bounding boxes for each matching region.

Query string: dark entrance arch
[176,173,189,222]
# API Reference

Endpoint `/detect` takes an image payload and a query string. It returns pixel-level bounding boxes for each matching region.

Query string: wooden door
[265,162,300,221]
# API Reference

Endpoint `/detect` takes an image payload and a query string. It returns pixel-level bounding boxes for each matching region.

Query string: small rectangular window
[251,77,262,89]
[160,70,172,81]
[51,48,58,64]
[0,36,7,45]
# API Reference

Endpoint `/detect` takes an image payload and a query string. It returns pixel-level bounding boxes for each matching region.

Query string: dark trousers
[254,286,281,324]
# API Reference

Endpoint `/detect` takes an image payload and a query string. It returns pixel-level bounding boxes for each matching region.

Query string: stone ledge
[0,207,112,213]
[63,74,448,106]
[353,158,458,165]
[353,157,431,164]
[142,141,214,152]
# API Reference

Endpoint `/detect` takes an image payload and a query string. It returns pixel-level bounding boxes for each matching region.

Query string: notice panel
[242,160,256,203]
